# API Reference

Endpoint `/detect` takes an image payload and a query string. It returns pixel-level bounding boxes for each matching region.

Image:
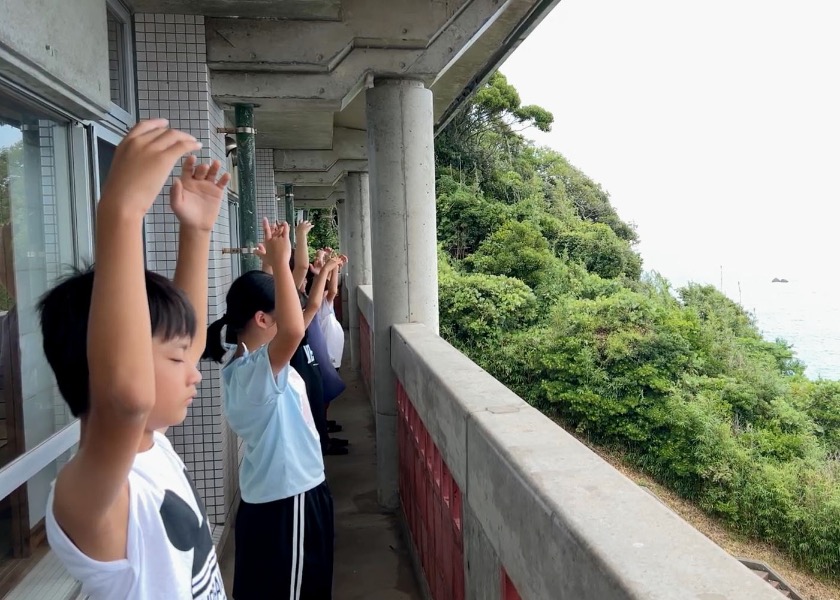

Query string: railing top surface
[390,322,781,600]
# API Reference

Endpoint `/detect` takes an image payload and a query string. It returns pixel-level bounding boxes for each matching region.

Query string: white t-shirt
[316,300,344,368]
[46,432,226,600]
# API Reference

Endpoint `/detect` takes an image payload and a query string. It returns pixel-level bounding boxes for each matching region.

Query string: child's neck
[238,330,272,353]
[138,430,156,452]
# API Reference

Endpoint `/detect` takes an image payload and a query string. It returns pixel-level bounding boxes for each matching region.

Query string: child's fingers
[160,138,203,164]
[180,155,197,178]
[126,118,169,139]
[261,217,272,240]
[193,162,211,180]
[205,160,222,181]
[215,172,232,189]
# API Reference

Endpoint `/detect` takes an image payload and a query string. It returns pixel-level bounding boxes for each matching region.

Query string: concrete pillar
[335,199,351,330]
[344,172,372,372]
[366,79,439,509]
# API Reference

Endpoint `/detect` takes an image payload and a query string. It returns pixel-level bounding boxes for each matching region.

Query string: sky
[501,0,840,289]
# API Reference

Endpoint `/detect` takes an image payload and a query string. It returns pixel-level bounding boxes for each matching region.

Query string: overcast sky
[502,0,840,289]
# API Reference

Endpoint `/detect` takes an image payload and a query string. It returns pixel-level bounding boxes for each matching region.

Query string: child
[38,119,230,599]
[204,221,334,599]
[293,257,346,456]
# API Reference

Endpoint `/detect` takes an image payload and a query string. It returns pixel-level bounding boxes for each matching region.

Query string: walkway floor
[219,368,423,600]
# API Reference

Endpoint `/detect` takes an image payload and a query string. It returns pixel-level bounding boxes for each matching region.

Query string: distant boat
[771,278,789,283]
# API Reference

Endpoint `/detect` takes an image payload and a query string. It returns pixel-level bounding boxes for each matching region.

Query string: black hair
[203,270,275,362]
[304,268,316,296]
[37,267,197,418]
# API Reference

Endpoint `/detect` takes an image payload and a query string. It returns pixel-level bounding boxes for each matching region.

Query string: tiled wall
[134,13,233,523]
[255,148,277,225]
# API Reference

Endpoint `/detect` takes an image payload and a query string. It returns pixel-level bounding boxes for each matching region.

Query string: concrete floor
[219,368,423,600]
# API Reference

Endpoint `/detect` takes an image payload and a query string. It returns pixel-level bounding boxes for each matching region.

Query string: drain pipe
[234,104,260,272]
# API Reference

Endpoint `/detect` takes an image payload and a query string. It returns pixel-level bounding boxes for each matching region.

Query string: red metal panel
[396,380,465,600]
[502,569,523,600]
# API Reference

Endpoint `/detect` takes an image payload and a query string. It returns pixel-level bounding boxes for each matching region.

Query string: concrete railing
[389,322,781,600]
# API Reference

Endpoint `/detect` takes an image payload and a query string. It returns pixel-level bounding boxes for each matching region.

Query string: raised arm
[324,254,347,304]
[254,217,275,275]
[292,220,313,289]
[303,258,341,327]
[55,120,201,561]
[266,222,306,374]
[171,156,230,365]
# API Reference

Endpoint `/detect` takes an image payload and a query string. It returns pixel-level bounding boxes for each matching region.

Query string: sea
[686,275,840,381]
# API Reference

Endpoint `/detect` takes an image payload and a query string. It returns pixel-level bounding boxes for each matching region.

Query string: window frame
[0,81,89,507]
[103,0,136,132]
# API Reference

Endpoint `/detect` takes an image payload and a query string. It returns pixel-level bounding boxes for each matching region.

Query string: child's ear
[254,311,272,330]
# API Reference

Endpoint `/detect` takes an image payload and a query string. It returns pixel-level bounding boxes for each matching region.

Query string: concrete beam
[208,0,537,113]
[283,182,345,208]
[274,128,368,171]
[0,0,110,118]
[206,0,470,72]
[432,0,563,134]
[126,0,342,20]
[275,159,368,187]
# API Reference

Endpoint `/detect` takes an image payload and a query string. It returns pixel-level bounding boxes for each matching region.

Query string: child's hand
[101,119,202,217]
[323,256,342,272]
[254,217,277,264]
[264,221,292,268]
[170,156,231,232]
[295,220,313,238]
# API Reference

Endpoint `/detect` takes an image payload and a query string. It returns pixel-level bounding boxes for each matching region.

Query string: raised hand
[101,119,202,217]
[254,217,279,263]
[170,156,231,232]
[264,221,292,269]
[295,220,314,239]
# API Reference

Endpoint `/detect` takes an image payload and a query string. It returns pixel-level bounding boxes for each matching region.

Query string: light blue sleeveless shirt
[222,344,325,503]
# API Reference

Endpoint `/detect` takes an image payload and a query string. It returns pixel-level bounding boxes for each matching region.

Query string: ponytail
[202,270,276,363]
[203,313,229,362]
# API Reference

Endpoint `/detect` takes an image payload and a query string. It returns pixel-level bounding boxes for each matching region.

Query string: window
[0,85,83,566]
[105,1,135,128]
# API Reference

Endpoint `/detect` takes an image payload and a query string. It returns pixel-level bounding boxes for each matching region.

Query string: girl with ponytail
[204,219,334,599]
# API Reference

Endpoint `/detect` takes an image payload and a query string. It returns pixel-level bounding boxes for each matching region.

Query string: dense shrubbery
[435,72,840,578]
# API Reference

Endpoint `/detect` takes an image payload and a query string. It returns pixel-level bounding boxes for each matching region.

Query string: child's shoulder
[223,344,292,404]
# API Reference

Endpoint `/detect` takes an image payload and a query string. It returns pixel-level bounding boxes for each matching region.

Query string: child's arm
[54,120,201,561]
[292,220,313,289]
[171,156,230,365]
[303,258,341,327]
[254,218,274,275]
[265,222,306,374]
[324,254,346,304]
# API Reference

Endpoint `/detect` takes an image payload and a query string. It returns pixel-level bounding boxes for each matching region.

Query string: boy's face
[147,335,202,429]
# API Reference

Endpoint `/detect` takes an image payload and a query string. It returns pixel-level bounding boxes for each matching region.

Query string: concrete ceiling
[153,0,562,204]
[223,110,335,149]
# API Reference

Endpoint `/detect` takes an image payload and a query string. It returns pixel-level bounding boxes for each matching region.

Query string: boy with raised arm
[38,119,230,599]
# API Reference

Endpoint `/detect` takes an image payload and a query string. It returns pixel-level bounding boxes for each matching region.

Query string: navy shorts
[233,481,334,599]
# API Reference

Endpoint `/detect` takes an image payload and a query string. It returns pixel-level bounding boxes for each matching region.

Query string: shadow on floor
[219,368,423,600]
